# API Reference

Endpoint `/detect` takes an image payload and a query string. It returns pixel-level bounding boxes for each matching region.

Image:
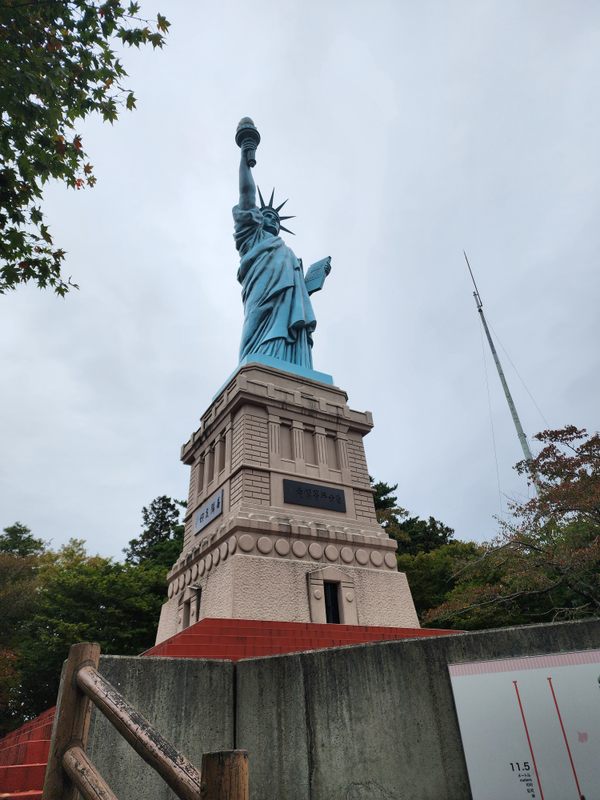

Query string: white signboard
[449,650,600,800]
[193,488,223,534]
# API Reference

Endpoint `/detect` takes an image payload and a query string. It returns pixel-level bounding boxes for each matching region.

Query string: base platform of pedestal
[145,616,458,661]
[156,552,419,644]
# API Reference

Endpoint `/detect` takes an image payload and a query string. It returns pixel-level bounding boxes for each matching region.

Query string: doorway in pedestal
[324,581,341,624]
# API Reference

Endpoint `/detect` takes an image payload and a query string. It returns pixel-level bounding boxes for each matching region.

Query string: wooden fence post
[42,642,101,800]
[200,750,248,800]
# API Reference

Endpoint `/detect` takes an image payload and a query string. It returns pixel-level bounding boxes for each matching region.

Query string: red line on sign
[547,676,584,798]
[513,680,545,800]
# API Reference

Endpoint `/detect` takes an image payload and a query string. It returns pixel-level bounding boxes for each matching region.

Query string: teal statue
[234,118,331,371]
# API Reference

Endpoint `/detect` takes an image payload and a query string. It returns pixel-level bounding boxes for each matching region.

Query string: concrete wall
[236,619,600,800]
[86,656,234,800]
[84,619,600,799]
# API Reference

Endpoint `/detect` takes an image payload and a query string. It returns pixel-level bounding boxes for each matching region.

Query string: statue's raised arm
[232,118,331,374]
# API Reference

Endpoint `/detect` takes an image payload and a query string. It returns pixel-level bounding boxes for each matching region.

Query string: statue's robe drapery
[233,204,316,368]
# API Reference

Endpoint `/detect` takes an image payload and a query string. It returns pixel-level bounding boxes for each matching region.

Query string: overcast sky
[1,0,599,558]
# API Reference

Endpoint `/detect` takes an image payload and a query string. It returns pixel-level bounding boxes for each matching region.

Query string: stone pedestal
[156,362,419,644]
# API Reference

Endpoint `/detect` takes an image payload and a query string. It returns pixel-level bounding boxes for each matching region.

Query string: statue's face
[262,211,279,236]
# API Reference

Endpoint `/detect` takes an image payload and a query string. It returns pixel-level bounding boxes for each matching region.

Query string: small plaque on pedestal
[193,488,224,534]
[283,479,346,512]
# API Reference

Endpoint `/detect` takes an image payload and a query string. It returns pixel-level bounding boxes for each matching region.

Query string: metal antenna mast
[464,251,535,467]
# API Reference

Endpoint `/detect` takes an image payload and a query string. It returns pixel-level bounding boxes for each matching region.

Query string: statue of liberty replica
[154,116,418,651]
[234,118,331,372]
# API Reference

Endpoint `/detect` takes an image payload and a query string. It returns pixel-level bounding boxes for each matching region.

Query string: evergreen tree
[396,515,455,555]
[123,496,185,569]
[13,539,166,721]
[397,542,483,624]
[0,522,46,557]
[371,478,454,554]
[371,479,410,546]
[371,477,470,626]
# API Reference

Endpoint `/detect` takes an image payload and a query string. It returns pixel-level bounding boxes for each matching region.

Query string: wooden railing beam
[63,745,119,800]
[76,664,202,800]
[43,642,246,800]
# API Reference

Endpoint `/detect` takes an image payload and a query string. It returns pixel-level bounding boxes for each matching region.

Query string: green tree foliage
[124,495,185,570]
[372,479,404,515]
[371,479,411,550]
[0,648,19,736]
[396,515,455,555]
[372,478,475,626]
[15,539,165,721]
[0,495,183,732]
[371,478,455,554]
[0,552,41,644]
[397,542,483,623]
[426,426,600,630]
[0,0,170,294]
[0,521,46,557]
[0,549,43,735]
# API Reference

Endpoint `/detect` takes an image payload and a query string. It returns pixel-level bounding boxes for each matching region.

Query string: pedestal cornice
[181,362,373,464]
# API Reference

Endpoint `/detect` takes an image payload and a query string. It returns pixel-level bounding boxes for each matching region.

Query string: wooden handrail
[42,642,248,800]
[63,745,118,800]
[76,664,202,800]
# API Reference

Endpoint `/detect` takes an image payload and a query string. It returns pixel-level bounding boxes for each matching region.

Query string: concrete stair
[0,619,457,796]
[0,708,55,799]
[144,617,457,660]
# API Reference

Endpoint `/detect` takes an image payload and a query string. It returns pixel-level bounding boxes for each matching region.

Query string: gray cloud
[2,0,599,556]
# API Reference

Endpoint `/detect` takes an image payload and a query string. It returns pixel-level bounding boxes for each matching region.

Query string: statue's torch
[235,117,261,167]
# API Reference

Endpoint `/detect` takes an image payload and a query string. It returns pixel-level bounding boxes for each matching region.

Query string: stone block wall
[354,489,376,520]
[231,409,269,471]
[346,435,370,486]
[229,469,270,508]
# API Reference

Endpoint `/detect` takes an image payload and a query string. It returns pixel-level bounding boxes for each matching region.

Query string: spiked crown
[257,186,295,235]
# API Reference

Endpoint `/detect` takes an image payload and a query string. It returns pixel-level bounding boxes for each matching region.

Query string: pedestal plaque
[192,488,223,533]
[283,479,346,512]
